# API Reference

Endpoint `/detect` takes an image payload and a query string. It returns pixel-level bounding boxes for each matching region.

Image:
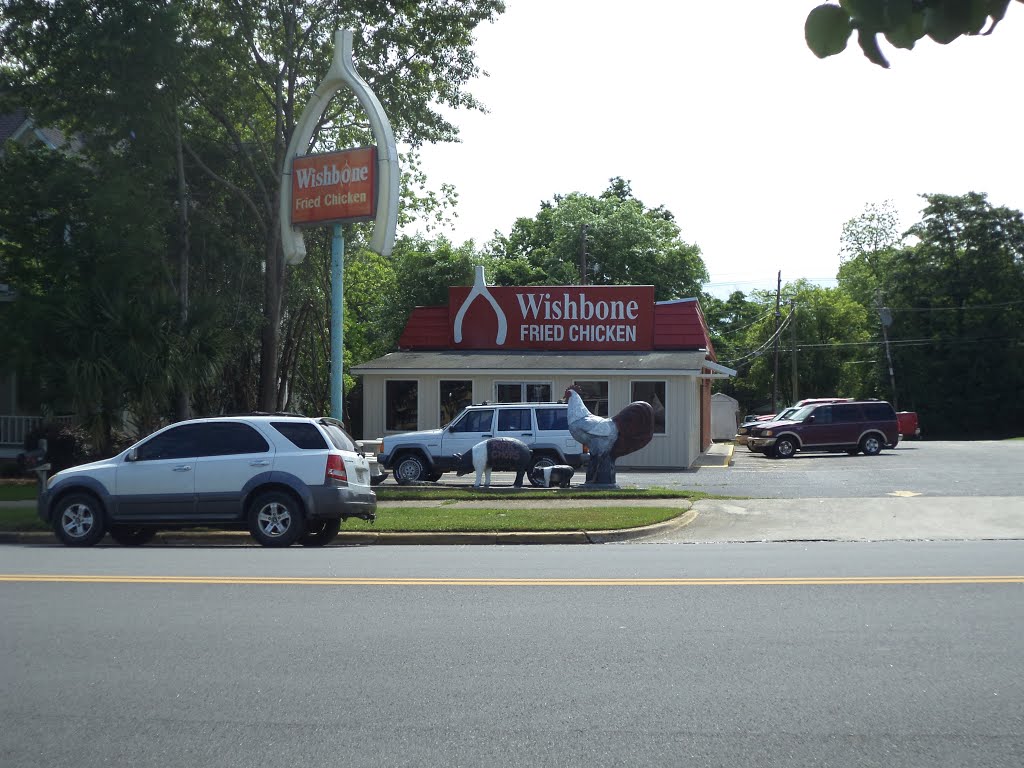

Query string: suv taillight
[326,454,348,485]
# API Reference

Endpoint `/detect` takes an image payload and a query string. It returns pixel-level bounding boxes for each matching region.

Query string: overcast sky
[410,1,1023,298]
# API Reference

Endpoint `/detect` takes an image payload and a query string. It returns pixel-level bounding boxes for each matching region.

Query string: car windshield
[788,405,817,421]
[775,407,799,421]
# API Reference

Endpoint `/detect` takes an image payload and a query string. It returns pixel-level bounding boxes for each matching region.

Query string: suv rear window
[319,422,357,452]
[831,404,864,423]
[270,421,328,450]
[862,402,896,420]
[536,408,568,431]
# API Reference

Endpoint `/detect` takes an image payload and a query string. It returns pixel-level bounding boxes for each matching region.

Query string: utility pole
[771,271,781,413]
[578,224,591,285]
[877,293,898,409]
[789,299,798,403]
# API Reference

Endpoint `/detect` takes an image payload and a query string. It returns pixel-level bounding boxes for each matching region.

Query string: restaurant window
[440,380,473,425]
[495,382,552,403]
[630,381,666,434]
[572,380,609,417]
[386,380,418,431]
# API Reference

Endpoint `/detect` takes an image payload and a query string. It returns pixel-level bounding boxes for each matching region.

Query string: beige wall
[359,372,704,469]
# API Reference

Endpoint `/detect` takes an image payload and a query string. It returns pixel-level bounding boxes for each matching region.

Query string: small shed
[710,392,740,441]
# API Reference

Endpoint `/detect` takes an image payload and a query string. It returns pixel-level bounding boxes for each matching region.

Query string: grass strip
[341,506,684,532]
[376,487,713,502]
[0,505,686,534]
[0,484,38,502]
[0,508,46,530]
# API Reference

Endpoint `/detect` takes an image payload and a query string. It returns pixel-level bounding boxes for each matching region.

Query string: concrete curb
[0,509,698,547]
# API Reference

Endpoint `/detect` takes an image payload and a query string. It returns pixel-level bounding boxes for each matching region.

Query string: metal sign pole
[331,224,344,421]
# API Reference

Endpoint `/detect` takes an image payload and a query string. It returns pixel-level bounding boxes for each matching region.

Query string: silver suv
[37,414,376,547]
[378,402,586,486]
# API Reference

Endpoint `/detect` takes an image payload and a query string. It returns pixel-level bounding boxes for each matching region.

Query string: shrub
[23,423,91,474]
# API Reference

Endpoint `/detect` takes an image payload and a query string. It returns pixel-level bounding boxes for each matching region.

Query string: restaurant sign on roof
[448,272,654,352]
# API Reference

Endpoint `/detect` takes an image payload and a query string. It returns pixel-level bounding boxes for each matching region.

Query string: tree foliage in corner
[805,0,1021,67]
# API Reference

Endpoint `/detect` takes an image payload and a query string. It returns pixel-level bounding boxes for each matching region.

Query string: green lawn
[0,483,709,533]
[0,483,39,502]
[341,505,684,532]
[0,504,686,533]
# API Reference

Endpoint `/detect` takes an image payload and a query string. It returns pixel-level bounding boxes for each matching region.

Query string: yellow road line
[0,575,1022,586]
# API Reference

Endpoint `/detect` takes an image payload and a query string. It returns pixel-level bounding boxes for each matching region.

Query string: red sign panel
[448,285,655,351]
[290,147,377,226]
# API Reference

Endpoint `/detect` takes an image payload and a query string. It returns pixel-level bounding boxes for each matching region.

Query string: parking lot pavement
[639,496,1024,543]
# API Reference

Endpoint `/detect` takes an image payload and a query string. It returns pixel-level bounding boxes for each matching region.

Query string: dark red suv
[747,401,899,458]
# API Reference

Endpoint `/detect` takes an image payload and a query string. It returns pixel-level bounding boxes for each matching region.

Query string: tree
[805,0,1022,68]
[489,178,708,300]
[710,281,876,415]
[838,192,1024,436]
[0,143,228,452]
[1,0,506,415]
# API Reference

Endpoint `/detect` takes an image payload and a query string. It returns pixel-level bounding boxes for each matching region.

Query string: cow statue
[541,464,574,488]
[456,437,532,488]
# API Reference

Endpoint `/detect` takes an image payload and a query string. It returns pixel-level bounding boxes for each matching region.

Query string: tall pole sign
[279,30,399,423]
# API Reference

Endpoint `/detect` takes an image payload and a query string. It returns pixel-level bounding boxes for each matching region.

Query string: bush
[0,461,23,479]
[23,423,91,474]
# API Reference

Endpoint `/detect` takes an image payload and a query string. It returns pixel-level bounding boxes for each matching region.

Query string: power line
[892,299,1024,312]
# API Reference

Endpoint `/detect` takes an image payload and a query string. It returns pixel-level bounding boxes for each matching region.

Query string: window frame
[572,379,610,418]
[493,381,553,403]
[385,379,419,432]
[629,379,668,435]
[439,380,473,426]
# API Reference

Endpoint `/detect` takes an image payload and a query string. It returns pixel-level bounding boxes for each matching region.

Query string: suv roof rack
[473,401,567,406]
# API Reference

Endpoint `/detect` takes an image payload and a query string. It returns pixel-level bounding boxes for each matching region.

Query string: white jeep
[378,402,586,486]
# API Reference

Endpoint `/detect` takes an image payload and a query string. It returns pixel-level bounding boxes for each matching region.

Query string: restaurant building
[352,267,735,469]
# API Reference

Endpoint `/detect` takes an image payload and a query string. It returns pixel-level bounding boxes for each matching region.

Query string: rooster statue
[564,385,655,486]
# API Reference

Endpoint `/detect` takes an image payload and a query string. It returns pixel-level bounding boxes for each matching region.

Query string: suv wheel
[527,455,556,487]
[860,435,883,456]
[300,518,341,547]
[395,453,428,484]
[773,437,797,459]
[54,493,107,547]
[248,490,307,547]
[109,526,158,546]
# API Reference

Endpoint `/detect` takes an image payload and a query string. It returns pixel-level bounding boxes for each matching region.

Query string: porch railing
[0,415,76,449]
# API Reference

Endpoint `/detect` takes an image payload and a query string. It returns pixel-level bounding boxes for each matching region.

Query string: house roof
[1,110,75,151]
[0,110,29,142]
[352,350,728,377]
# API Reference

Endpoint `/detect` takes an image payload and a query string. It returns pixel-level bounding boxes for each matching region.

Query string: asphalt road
[628,440,1024,498]
[375,440,1024,499]
[2,542,1022,768]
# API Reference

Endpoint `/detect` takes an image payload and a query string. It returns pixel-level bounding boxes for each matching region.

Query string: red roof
[398,306,451,349]
[653,300,716,358]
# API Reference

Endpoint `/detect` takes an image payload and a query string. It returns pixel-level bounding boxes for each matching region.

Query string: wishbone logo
[454,266,507,345]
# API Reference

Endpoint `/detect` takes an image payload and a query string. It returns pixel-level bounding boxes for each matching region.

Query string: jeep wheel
[774,437,797,459]
[109,526,158,546]
[394,453,428,484]
[54,493,107,547]
[300,518,341,547]
[527,456,556,487]
[248,490,306,547]
[860,435,883,456]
